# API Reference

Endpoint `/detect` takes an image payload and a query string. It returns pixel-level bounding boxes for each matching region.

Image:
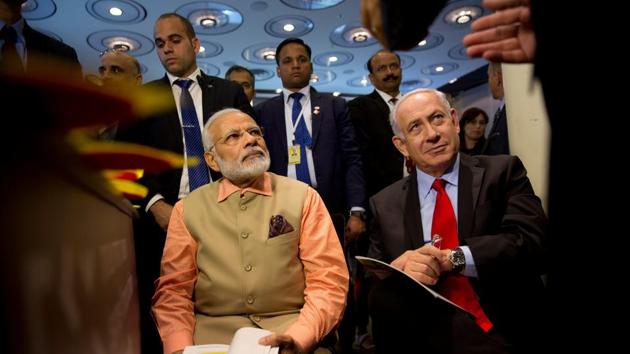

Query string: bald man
[98,50,142,89]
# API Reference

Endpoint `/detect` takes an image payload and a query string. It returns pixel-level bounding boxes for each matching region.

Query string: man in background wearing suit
[367,88,547,354]
[115,12,254,354]
[226,64,255,105]
[482,62,509,155]
[0,0,81,77]
[347,49,405,351]
[254,37,366,241]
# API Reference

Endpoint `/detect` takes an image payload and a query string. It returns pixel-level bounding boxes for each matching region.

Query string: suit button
[240,205,247,211]
[246,296,254,304]
[241,232,249,239]
[245,264,252,272]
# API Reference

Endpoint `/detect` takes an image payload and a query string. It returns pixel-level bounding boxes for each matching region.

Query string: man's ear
[205,151,220,172]
[392,135,408,157]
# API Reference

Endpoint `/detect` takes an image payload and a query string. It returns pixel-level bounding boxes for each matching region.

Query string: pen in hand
[430,234,442,250]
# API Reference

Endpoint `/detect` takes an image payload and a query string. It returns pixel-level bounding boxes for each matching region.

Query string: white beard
[215,146,270,185]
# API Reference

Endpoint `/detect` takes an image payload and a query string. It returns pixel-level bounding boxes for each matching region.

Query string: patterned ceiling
[23,0,489,96]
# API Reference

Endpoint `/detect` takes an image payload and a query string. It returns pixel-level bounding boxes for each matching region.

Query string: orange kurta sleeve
[152,201,198,354]
[284,187,349,350]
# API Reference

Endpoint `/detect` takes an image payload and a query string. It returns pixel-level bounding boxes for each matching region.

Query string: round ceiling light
[200,16,218,27]
[109,7,123,16]
[443,6,482,25]
[86,0,146,24]
[330,24,377,48]
[265,15,314,38]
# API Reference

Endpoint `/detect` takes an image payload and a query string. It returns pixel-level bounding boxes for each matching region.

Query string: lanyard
[290,95,310,142]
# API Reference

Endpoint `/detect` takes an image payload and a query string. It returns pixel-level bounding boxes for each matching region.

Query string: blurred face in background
[228,70,255,102]
[98,52,142,88]
[463,114,487,141]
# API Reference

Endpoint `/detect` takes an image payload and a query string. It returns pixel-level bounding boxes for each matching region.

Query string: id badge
[288,145,301,165]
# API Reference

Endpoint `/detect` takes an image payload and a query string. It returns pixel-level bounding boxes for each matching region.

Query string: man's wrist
[349,210,366,220]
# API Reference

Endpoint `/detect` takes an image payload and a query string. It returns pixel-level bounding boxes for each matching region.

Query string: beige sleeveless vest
[183,173,308,344]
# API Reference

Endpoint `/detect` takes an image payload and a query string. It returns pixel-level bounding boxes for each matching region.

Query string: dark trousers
[368,274,512,354]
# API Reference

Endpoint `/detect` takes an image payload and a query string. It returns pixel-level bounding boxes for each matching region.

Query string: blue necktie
[0,25,23,72]
[289,92,312,185]
[174,79,209,191]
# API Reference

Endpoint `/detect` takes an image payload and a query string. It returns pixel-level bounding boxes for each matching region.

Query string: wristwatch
[448,247,466,273]
[349,210,366,221]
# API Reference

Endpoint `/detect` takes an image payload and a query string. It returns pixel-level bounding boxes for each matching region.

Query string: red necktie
[431,178,493,332]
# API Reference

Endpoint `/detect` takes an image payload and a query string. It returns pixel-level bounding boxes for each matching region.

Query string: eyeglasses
[208,126,264,151]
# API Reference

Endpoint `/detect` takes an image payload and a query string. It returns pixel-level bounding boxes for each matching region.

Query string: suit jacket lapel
[403,171,424,250]
[458,154,484,242]
[198,72,217,123]
[370,90,391,120]
[310,87,323,147]
[272,95,289,154]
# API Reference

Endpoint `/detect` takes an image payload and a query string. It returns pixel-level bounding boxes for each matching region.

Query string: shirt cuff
[146,194,165,212]
[162,329,193,354]
[460,245,478,278]
[284,322,316,353]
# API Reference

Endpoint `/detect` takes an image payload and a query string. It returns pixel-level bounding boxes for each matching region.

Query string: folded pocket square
[269,214,295,238]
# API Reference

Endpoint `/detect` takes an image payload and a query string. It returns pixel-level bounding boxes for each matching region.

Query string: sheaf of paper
[355,256,468,313]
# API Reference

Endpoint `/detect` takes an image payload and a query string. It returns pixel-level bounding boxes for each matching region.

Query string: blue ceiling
[23,0,489,96]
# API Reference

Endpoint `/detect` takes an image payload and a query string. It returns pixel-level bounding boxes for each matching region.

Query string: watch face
[450,248,465,266]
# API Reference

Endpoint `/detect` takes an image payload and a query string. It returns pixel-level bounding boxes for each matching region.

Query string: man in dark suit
[115,12,254,354]
[349,49,405,199]
[482,62,509,155]
[0,0,81,77]
[254,37,366,241]
[367,88,547,354]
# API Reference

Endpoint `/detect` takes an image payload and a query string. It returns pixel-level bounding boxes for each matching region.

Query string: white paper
[355,255,468,313]
[183,327,279,354]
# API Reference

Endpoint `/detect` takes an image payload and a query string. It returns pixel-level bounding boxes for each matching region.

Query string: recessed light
[109,7,123,16]
[328,56,338,62]
[262,50,276,61]
[111,43,130,51]
[456,12,472,24]
[333,92,341,96]
[199,46,206,53]
[276,88,282,93]
[418,40,427,46]
[360,78,368,86]
[449,78,458,84]
[200,17,218,27]
[283,23,295,32]
[352,31,370,42]
[311,74,319,83]
[435,66,444,72]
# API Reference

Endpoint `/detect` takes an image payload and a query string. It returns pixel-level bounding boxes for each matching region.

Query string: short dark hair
[156,13,196,39]
[275,37,311,65]
[366,49,401,74]
[225,65,255,89]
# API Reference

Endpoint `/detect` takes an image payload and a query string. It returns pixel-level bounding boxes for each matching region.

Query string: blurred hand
[463,0,535,63]
[149,199,174,231]
[345,215,366,244]
[259,333,307,354]
[360,0,387,47]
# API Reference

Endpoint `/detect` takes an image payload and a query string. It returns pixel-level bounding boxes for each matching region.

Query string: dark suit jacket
[23,22,82,78]
[116,72,255,208]
[482,105,509,155]
[348,91,403,198]
[368,154,547,348]
[254,88,366,214]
